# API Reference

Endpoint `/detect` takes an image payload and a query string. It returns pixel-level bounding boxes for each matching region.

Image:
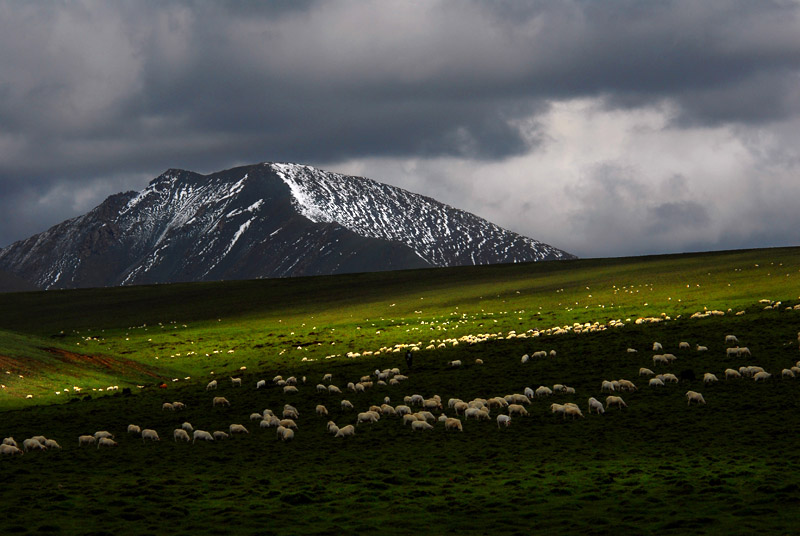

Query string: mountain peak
[0,162,574,289]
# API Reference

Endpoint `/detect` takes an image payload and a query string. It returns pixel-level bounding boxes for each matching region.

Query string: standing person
[405,350,413,370]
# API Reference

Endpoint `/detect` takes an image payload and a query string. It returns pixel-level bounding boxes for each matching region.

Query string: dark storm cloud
[1,0,799,250]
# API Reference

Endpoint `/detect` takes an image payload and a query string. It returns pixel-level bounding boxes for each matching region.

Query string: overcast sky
[1,0,799,257]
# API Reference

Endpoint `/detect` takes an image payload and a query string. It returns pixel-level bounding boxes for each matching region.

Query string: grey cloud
[1,0,800,249]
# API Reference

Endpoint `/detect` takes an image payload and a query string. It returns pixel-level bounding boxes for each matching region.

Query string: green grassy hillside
[1,247,800,535]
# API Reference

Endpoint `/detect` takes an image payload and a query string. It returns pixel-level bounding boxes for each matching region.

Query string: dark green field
[2,248,800,535]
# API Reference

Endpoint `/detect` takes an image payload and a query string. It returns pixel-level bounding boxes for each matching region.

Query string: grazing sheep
[703,373,719,384]
[127,425,141,435]
[653,342,663,351]
[380,404,397,417]
[617,379,637,392]
[250,412,264,421]
[445,418,463,432]
[403,414,419,425]
[497,414,511,428]
[97,437,118,448]
[285,376,297,385]
[508,404,529,417]
[357,412,380,425]
[193,430,214,443]
[78,432,97,447]
[535,386,553,398]
[652,355,669,366]
[256,380,266,389]
[521,354,529,364]
[549,350,557,357]
[605,396,627,409]
[212,397,230,407]
[328,385,342,394]
[23,438,46,452]
[206,380,218,390]
[448,360,462,367]
[737,347,752,357]
[283,408,299,420]
[283,385,298,394]
[273,375,283,384]
[663,353,677,362]
[0,444,23,456]
[587,397,605,414]
[181,422,193,433]
[172,402,185,410]
[782,369,796,378]
[564,404,584,419]
[639,368,655,377]
[724,368,741,379]
[686,391,706,405]
[316,405,329,416]
[2,437,17,447]
[174,429,191,442]
[276,426,294,442]
[316,384,328,393]
[335,425,355,438]
[550,403,566,417]
[229,424,249,435]
[322,373,333,382]
[725,335,739,344]
[141,429,160,442]
[416,411,436,423]
[162,402,175,411]
[395,404,411,416]
[660,373,679,383]
[627,348,638,353]
[475,358,484,365]
[649,377,665,387]
[679,342,691,350]
[726,347,739,358]
[44,439,61,450]
[523,387,535,399]
[341,400,354,411]
[423,398,443,411]
[31,435,47,445]
[601,380,616,392]
[753,371,772,382]
[279,419,298,430]
[409,394,424,406]
[696,345,708,352]
[212,431,228,441]
[411,421,434,431]
[94,431,114,440]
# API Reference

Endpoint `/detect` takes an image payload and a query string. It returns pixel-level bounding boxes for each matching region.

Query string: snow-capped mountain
[0,162,575,289]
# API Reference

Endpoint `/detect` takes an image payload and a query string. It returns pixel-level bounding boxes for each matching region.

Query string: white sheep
[445,418,463,432]
[653,342,663,351]
[97,437,118,448]
[279,419,298,430]
[316,404,328,416]
[172,401,185,410]
[523,387,535,399]
[273,375,283,383]
[753,371,772,382]
[141,429,160,442]
[605,396,627,409]
[322,373,333,382]
[174,429,191,442]
[448,360,462,367]
[127,425,141,435]
[409,394,424,406]
[627,348,638,353]
[649,377,665,387]
[212,431,228,441]
[496,414,511,428]
[703,373,719,384]
[181,422,193,433]
[283,385,299,394]
[782,369,796,378]
[250,412,264,421]
[357,412,380,425]
[206,380,218,390]
[380,404,397,417]
[508,404,529,417]
[724,368,741,379]
[564,403,584,419]
[550,403,566,417]
[725,335,738,344]
[285,376,297,385]
[162,402,175,411]
[660,373,679,383]
[395,404,411,416]
[2,437,17,447]
[335,425,355,438]
[316,384,328,393]
[31,435,47,445]
[738,347,752,357]
[229,424,249,435]
[475,358,484,365]
[94,431,114,440]
[276,426,294,441]
[212,396,230,407]
[256,380,266,389]
[193,430,214,443]
[411,420,434,431]
[686,391,706,405]
[0,444,23,456]
[679,342,690,350]
[587,397,604,414]
[341,400,354,411]
[521,354,529,364]
[639,368,654,377]
[535,386,553,398]
[617,379,637,392]
[601,380,616,392]
[44,439,61,450]
[23,438,46,452]
[696,345,708,352]
[328,385,342,394]
[423,398,443,411]
[652,355,669,366]
[726,347,739,358]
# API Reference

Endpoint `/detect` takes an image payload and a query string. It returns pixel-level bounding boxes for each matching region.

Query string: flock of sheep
[5,327,798,456]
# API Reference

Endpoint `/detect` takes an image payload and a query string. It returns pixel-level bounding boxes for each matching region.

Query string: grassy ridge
[1,247,800,534]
